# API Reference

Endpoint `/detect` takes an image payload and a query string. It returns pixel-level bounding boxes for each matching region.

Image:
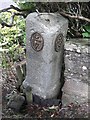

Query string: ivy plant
[0,11,26,67]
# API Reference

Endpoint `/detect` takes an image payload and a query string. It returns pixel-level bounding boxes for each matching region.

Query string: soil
[1,67,89,119]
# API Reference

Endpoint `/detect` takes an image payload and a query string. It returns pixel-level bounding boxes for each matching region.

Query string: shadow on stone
[33,94,62,107]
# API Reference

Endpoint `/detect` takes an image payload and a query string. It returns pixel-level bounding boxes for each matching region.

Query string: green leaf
[82,32,90,38]
[84,25,90,33]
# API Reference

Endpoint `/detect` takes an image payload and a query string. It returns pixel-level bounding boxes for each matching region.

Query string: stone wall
[62,39,89,105]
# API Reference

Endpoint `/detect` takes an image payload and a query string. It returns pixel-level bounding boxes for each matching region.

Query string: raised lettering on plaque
[55,33,63,52]
[30,32,44,52]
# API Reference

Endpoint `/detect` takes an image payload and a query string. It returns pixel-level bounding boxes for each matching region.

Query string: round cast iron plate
[30,32,44,52]
[55,33,63,52]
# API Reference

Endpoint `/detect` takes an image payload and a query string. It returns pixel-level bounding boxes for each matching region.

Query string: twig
[14,12,26,18]
[0,5,26,13]
[60,11,90,22]
[1,22,14,27]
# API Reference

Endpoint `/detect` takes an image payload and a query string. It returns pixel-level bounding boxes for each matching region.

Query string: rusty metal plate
[30,32,44,52]
[55,33,63,52]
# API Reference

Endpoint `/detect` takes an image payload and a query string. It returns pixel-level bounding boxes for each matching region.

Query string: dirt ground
[1,68,89,120]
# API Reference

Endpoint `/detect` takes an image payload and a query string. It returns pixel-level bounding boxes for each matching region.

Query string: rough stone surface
[7,93,25,112]
[23,12,68,99]
[33,94,61,107]
[62,39,89,105]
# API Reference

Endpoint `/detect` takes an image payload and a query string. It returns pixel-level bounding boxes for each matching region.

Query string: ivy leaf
[82,32,90,38]
[84,25,90,33]
[82,25,90,38]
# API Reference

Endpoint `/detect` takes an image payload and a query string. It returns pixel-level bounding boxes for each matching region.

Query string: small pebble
[77,49,80,53]
[82,66,87,70]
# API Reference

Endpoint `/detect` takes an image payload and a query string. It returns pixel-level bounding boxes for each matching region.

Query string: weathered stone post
[23,12,68,99]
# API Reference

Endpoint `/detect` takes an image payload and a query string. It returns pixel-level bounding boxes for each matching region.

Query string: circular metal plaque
[30,32,44,52]
[55,33,63,52]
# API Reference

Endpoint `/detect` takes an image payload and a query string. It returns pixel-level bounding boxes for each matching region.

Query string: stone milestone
[23,12,68,99]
